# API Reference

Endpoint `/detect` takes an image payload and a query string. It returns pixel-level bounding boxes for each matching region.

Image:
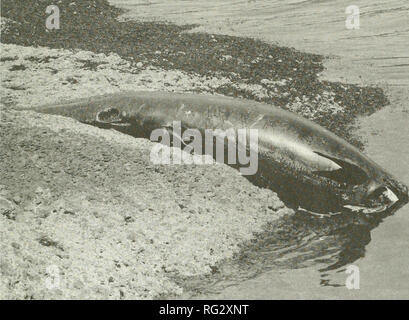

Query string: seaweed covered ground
[1,0,389,149]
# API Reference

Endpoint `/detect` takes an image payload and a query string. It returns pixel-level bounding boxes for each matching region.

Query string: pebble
[12,195,21,204]
[0,197,16,220]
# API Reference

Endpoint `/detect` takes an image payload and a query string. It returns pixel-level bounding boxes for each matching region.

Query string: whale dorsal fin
[312,151,369,186]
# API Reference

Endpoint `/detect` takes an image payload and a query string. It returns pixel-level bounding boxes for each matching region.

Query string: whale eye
[96,107,121,123]
[312,151,369,186]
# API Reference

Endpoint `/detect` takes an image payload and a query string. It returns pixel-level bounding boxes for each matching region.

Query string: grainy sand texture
[0,108,292,299]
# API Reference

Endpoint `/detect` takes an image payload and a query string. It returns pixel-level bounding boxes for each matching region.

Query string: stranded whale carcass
[34,91,408,214]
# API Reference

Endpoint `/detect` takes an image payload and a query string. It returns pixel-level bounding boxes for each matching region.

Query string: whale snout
[383,179,409,205]
[344,177,408,214]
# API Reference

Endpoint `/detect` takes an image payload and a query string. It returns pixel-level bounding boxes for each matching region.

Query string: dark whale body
[33,91,408,214]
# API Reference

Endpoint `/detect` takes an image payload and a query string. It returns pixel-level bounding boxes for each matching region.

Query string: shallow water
[109,0,409,298]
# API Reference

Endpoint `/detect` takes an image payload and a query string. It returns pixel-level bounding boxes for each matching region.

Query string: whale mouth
[311,152,408,215]
[344,186,401,214]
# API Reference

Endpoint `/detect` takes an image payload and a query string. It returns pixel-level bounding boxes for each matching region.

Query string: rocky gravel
[0,109,292,299]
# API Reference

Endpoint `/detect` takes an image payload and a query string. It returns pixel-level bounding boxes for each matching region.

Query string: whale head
[342,174,408,214]
[311,151,408,215]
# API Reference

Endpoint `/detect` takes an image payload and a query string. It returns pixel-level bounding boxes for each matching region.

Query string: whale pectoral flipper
[312,151,369,186]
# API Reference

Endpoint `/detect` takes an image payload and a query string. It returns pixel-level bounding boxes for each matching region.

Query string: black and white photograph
[0,0,408,304]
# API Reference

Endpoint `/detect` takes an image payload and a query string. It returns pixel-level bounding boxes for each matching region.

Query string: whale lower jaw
[343,204,389,214]
[298,186,401,216]
[344,187,400,214]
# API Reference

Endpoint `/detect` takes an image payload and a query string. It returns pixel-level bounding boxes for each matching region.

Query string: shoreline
[1,0,402,299]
